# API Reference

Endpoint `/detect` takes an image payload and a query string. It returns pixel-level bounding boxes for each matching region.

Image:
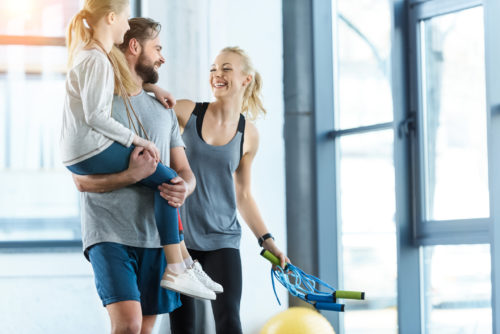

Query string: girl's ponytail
[66,9,92,67]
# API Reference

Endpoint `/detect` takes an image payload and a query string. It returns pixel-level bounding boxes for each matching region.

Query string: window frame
[408,0,489,246]
[0,1,140,249]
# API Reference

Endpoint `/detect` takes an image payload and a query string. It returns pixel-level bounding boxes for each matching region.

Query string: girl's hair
[66,0,138,96]
[220,46,266,120]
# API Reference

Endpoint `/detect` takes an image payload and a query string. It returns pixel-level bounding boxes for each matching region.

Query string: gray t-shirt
[80,90,184,252]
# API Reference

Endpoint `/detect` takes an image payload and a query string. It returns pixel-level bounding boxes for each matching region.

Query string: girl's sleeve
[78,55,135,147]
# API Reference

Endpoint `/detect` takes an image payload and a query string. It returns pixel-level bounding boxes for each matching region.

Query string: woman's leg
[202,248,243,334]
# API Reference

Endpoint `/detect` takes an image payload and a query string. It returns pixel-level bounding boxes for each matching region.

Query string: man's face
[135,35,165,84]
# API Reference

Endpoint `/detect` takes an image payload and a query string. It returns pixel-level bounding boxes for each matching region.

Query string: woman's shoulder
[174,99,197,128]
[244,119,258,137]
[175,99,196,111]
[243,120,259,154]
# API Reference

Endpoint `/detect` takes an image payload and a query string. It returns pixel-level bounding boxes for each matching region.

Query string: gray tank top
[180,102,246,251]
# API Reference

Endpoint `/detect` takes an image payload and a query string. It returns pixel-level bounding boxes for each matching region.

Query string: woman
[164,47,288,333]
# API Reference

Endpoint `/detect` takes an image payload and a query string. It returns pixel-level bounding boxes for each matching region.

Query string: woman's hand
[263,239,290,269]
[144,83,176,108]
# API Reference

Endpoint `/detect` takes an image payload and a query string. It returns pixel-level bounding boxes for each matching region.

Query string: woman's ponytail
[221,46,266,120]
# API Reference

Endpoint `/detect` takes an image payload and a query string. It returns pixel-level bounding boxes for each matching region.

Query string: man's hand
[158,176,189,208]
[127,146,158,182]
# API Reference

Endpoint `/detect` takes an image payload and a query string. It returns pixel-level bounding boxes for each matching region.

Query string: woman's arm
[143,83,176,108]
[173,99,196,130]
[234,123,289,268]
[141,83,194,131]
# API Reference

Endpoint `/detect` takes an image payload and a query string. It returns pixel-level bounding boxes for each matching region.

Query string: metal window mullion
[412,10,427,247]
[313,0,340,331]
[413,0,482,20]
[328,121,393,138]
[484,0,500,332]
[417,218,490,245]
[0,35,65,46]
[394,1,423,333]
[0,240,82,249]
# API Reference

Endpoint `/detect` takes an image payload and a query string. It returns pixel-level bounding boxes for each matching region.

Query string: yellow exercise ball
[260,307,336,334]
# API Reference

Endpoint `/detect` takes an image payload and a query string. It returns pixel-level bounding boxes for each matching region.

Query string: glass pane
[0,0,80,36]
[339,130,397,333]
[422,244,492,334]
[337,0,393,129]
[421,7,489,220]
[0,45,80,242]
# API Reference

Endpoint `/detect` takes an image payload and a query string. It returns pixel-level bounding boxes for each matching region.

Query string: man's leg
[88,243,144,334]
[106,301,143,334]
[137,247,181,331]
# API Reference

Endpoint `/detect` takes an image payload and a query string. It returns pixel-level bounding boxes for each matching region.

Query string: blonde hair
[66,0,138,96]
[220,46,266,120]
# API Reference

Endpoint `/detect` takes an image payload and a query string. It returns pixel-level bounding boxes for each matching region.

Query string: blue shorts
[87,242,181,315]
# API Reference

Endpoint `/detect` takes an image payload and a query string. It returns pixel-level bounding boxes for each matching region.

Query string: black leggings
[169,248,242,334]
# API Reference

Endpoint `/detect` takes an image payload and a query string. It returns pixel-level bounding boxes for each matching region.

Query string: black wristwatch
[258,233,274,247]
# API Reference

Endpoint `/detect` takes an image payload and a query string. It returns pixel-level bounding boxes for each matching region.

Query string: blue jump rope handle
[315,302,345,312]
[306,294,335,303]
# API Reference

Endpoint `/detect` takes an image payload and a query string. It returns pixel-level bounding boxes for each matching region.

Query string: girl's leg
[141,164,180,246]
[68,143,181,250]
[66,142,133,175]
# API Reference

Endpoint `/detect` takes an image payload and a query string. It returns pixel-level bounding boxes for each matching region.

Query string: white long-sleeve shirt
[60,48,134,166]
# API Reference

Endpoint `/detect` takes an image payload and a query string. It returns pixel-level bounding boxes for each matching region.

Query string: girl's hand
[133,135,160,162]
[144,141,161,162]
[144,83,176,108]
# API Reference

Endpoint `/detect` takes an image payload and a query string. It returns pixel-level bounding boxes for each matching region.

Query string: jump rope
[261,250,365,312]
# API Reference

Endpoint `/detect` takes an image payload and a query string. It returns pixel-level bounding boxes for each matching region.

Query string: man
[73,18,193,334]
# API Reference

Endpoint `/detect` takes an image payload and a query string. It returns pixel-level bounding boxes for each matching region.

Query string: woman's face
[111,5,130,45]
[209,52,251,99]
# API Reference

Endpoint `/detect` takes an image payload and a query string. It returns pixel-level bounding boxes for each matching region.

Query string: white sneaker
[191,261,224,294]
[160,268,216,300]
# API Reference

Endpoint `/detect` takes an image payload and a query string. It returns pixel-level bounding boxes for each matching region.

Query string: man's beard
[135,52,159,84]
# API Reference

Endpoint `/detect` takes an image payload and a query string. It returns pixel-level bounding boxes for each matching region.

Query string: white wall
[0,251,110,333]
[142,0,288,333]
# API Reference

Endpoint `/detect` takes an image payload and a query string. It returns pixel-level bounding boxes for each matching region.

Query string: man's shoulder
[135,91,176,114]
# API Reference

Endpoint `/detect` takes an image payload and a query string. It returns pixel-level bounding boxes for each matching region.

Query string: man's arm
[72,147,157,193]
[158,146,195,207]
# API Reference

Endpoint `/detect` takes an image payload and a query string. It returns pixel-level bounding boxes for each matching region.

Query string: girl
[60,0,216,301]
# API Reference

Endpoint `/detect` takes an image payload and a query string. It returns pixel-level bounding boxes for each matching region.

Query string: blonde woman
[60,1,216,303]
[157,47,289,333]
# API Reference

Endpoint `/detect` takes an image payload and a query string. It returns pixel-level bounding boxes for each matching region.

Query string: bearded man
[71,18,194,334]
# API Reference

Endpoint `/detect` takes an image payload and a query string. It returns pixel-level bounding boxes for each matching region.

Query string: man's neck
[129,66,144,96]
